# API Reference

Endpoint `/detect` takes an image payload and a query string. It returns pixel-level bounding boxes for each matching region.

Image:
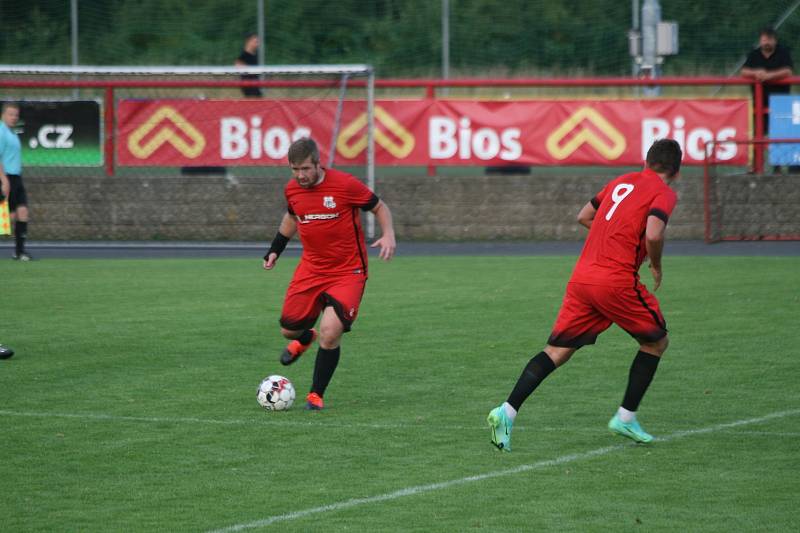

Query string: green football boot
[487,405,514,452]
[608,413,654,443]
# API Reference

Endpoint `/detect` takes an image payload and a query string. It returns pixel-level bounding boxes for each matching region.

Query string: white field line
[713,429,800,437]
[0,409,582,433]
[206,408,800,533]
[3,409,798,436]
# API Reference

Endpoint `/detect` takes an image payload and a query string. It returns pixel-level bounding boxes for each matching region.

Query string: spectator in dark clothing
[741,27,793,135]
[235,32,263,97]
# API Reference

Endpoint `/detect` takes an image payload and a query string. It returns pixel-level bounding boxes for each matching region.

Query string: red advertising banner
[117,98,749,166]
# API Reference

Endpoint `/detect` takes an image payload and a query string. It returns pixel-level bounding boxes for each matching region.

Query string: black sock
[14,220,27,255]
[297,329,314,345]
[311,346,340,397]
[621,351,661,412]
[506,351,557,411]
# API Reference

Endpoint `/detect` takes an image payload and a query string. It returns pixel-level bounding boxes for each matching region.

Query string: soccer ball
[256,375,295,411]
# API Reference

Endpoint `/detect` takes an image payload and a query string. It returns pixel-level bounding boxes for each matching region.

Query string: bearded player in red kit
[488,138,682,451]
[263,138,396,410]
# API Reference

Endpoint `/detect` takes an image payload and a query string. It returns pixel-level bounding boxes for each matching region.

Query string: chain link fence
[3,1,800,77]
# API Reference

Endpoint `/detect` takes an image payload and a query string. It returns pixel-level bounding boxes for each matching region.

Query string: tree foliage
[1,0,800,77]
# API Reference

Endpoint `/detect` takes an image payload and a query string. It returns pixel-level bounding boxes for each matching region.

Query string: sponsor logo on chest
[301,212,339,223]
[295,195,340,223]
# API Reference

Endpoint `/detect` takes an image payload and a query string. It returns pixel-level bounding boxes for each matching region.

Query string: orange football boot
[305,392,324,410]
[279,329,317,366]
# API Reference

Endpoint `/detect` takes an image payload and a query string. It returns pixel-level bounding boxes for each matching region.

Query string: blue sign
[768,95,800,165]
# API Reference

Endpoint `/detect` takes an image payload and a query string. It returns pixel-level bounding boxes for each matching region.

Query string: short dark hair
[645,138,682,176]
[244,32,258,42]
[759,26,777,39]
[288,138,320,165]
[2,102,19,113]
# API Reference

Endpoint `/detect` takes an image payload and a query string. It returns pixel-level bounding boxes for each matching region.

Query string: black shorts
[6,174,27,212]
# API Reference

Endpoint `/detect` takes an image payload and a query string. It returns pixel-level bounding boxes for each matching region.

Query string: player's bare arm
[741,66,791,82]
[764,66,793,81]
[645,215,667,290]
[576,201,596,229]
[740,67,771,81]
[263,213,298,270]
[369,200,396,261]
[740,67,764,78]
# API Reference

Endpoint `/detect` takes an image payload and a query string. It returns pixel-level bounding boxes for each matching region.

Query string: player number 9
[605,183,634,221]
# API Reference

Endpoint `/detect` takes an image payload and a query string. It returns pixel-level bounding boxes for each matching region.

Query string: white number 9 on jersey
[605,183,634,221]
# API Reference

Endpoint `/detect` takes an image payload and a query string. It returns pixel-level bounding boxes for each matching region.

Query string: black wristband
[265,232,290,260]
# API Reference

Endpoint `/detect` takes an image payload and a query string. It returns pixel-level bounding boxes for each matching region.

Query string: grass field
[1,254,799,532]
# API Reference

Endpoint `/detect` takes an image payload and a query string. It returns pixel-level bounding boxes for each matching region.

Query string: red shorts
[547,281,667,348]
[279,264,367,333]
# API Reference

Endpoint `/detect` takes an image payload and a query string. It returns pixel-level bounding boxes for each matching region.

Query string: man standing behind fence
[741,27,793,135]
[235,32,263,97]
[0,103,32,261]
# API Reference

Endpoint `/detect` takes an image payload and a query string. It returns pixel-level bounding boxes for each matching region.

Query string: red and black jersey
[570,168,677,287]
[285,168,379,275]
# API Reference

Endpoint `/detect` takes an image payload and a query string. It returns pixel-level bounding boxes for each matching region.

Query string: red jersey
[570,168,677,287]
[285,168,379,275]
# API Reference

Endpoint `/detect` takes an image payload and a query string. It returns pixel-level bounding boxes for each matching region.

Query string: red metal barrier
[104,87,114,177]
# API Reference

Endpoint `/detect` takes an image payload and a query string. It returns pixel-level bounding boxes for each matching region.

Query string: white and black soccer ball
[256,375,295,411]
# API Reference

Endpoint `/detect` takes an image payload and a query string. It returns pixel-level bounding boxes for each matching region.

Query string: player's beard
[296,168,322,188]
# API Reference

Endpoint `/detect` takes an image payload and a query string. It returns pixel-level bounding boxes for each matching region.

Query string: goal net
[0,64,376,240]
[703,138,800,242]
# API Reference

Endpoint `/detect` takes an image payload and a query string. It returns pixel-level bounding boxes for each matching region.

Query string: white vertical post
[442,0,450,80]
[367,69,376,239]
[257,0,265,66]
[71,0,79,65]
[641,0,661,96]
[631,0,639,77]
[71,0,79,97]
[328,74,350,168]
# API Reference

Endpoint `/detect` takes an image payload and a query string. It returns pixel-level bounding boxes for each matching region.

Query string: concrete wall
[380,174,705,240]
[20,170,770,241]
[27,174,286,241]
[706,173,800,240]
